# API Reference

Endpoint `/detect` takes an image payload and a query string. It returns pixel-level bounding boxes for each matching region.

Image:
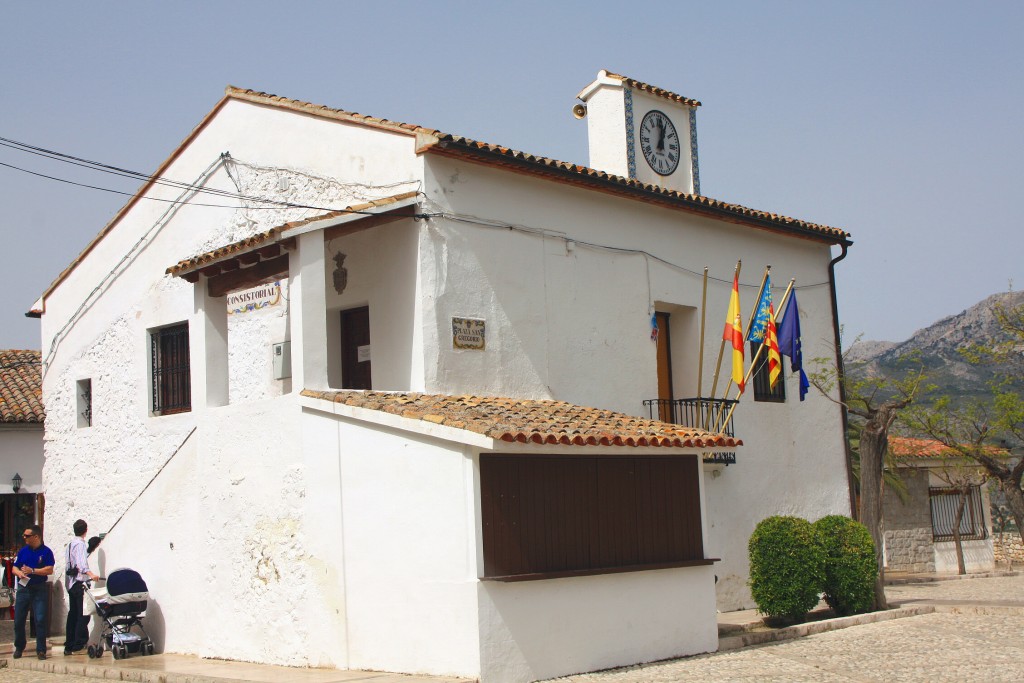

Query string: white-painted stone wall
[419,156,850,611]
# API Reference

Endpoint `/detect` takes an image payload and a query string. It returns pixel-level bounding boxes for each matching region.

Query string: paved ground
[0,574,1022,682]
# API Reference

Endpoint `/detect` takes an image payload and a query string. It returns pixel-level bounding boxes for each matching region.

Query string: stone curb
[717,605,935,651]
[884,570,1018,585]
[4,657,255,683]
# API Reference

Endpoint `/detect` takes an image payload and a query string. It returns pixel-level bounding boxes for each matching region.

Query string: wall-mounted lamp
[12,473,22,493]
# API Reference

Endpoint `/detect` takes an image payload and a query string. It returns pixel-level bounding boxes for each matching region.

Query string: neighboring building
[31,72,852,682]
[883,436,997,574]
[0,349,44,552]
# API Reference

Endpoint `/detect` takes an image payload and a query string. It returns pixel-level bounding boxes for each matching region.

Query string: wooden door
[655,312,674,422]
[340,306,371,390]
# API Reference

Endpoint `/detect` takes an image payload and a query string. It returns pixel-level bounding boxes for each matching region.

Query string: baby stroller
[85,568,155,659]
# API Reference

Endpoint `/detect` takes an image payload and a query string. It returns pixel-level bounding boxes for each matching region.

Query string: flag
[765,302,782,389]
[778,291,809,400]
[747,273,772,342]
[650,314,659,342]
[722,272,744,392]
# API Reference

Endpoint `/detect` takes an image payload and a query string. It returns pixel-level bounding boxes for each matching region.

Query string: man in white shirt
[64,519,99,655]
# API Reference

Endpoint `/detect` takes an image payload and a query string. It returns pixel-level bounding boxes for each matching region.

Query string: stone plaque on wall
[452,317,485,350]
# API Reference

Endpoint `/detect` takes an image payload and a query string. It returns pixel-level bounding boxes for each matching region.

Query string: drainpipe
[828,241,857,518]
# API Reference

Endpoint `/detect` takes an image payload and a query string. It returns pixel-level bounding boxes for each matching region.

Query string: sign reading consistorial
[452,317,486,350]
[227,281,283,315]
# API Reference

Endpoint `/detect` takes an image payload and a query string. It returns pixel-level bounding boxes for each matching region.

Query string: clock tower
[575,70,701,195]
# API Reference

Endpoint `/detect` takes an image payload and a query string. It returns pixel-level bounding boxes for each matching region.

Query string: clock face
[639,110,680,176]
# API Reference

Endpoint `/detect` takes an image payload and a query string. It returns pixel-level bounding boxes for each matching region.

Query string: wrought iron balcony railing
[643,397,738,465]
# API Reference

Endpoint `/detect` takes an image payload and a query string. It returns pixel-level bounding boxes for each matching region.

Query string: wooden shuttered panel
[481,454,704,579]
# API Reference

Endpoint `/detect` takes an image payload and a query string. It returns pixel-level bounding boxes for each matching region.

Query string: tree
[811,349,928,610]
[903,298,1024,545]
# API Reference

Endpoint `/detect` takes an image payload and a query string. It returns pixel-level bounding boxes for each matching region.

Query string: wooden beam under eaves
[208,254,289,298]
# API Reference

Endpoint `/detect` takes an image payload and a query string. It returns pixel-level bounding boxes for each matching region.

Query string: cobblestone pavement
[549,611,1024,682]
[547,575,1024,683]
[886,573,1024,604]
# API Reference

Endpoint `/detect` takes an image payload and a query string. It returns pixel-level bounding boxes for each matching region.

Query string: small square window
[151,323,191,415]
[750,341,786,403]
[76,379,92,428]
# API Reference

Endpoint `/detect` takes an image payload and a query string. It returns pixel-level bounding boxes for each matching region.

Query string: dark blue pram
[86,568,155,659]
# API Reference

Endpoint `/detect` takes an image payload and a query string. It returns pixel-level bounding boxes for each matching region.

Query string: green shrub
[748,516,825,621]
[814,515,877,616]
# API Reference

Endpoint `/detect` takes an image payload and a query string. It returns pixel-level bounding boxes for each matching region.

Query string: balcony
[643,398,738,465]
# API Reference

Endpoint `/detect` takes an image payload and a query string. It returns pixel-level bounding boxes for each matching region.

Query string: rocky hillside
[846,290,1024,403]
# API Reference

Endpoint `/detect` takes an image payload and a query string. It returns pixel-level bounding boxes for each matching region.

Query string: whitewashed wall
[418,155,850,611]
[40,98,424,638]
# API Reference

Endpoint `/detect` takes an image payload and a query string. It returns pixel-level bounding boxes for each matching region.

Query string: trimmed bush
[814,515,877,616]
[748,516,825,622]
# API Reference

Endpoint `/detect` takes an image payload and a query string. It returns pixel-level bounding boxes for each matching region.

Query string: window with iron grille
[929,485,987,542]
[749,341,785,403]
[150,323,191,415]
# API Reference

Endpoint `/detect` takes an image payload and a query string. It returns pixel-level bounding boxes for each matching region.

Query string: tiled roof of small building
[302,389,741,449]
[0,350,44,423]
[166,191,419,276]
[889,436,1008,459]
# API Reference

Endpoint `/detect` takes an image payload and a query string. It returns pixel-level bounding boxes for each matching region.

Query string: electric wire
[0,136,416,216]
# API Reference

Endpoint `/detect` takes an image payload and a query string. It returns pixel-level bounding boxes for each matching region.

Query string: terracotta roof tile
[889,436,1008,459]
[301,389,741,449]
[0,350,43,424]
[167,191,419,276]
[604,71,702,107]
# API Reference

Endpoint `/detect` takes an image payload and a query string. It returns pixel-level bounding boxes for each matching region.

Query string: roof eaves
[427,137,852,245]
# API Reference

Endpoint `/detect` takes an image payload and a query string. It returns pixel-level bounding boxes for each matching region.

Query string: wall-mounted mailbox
[272,341,292,379]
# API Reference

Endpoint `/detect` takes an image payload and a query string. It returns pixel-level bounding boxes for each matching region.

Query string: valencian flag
[722,272,744,392]
[747,274,773,343]
[778,291,809,400]
[748,275,782,389]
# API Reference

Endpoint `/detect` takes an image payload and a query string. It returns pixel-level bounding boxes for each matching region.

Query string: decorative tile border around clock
[624,87,637,180]
[689,108,701,195]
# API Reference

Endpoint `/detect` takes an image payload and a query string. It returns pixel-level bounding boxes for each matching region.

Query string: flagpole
[710,264,769,428]
[714,278,797,434]
[697,266,708,401]
[708,260,740,406]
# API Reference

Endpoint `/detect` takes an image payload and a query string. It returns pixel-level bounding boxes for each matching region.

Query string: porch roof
[301,389,742,449]
[0,350,43,424]
[166,191,420,280]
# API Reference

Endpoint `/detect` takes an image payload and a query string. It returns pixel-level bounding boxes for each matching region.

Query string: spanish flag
[723,272,745,393]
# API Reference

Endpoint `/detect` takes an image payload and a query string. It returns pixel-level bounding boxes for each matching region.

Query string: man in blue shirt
[12,524,55,660]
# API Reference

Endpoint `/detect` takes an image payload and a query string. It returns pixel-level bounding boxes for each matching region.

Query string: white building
[0,349,44,552]
[31,71,852,682]
[883,437,996,574]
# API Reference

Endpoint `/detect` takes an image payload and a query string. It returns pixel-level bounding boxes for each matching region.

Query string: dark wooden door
[655,312,674,422]
[340,306,371,390]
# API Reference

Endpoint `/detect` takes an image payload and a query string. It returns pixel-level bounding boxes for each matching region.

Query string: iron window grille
[929,485,987,542]
[151,323,191,415]
[749,341,785,403]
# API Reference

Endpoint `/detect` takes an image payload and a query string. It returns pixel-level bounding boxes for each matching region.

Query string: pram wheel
[146,642,154,656]
[87,645,97,659]
[112,644,126,660]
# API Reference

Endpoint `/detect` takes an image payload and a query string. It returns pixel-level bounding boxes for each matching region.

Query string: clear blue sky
[2,1,1022,350]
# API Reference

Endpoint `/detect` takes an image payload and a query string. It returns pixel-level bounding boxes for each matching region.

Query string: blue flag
[746,274,772,342]
[777,291,809,401]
